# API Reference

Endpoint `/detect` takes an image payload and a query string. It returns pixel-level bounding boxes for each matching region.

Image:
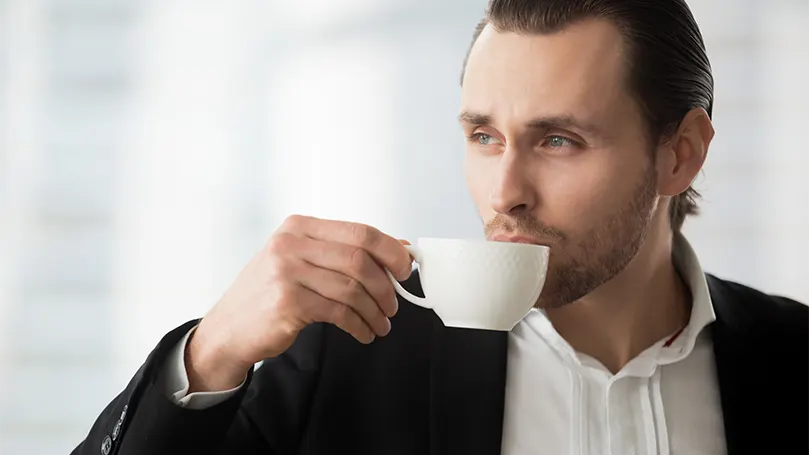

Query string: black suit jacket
[72,274,808,455]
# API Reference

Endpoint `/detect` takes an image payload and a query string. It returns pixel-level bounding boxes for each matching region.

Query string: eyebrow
[458,110,604,137]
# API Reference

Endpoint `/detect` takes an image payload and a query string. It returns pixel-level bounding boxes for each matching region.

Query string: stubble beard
[484,169,659,309]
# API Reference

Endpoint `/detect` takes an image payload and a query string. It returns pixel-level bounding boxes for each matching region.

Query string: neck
[545,216,692,374]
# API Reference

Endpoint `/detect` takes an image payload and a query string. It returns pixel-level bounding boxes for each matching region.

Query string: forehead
[461,19,633,124]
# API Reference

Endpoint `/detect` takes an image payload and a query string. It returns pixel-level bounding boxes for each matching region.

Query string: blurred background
[0,0,807,452]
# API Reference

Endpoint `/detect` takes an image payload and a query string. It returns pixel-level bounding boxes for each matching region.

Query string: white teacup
[386,238,550,331]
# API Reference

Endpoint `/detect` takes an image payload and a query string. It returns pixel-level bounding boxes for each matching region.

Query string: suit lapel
[707,274,757,455]
[429,317,509,455]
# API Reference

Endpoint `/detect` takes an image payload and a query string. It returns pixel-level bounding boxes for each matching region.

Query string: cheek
[464,154,496,218]
[541,153,635,230]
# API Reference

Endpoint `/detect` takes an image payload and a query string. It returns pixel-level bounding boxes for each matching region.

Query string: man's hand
[185,215,413,393]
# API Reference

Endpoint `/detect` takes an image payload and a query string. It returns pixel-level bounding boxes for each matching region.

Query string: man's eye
[545,135,576,148]
[470,133,501,146]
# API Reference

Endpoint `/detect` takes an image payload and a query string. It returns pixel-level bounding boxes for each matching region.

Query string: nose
[489,148,537,215]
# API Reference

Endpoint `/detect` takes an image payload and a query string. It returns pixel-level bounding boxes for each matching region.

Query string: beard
[483,168,658,309]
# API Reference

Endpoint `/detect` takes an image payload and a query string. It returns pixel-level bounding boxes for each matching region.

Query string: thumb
[397,239,414,279]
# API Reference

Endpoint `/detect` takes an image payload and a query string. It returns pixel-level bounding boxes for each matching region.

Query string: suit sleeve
[69,320,327,455]
[161,325,246,410]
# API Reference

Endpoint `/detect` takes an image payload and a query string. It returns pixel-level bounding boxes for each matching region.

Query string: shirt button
[120,405,128,421]
[101,435,112,455]
[112,419,122,441]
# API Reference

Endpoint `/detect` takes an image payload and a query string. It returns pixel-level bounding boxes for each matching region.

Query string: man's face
[461,19,660,309]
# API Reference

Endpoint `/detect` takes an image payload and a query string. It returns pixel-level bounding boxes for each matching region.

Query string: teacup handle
[386,245,432,309]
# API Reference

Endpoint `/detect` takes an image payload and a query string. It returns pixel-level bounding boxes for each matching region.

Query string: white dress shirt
[162,234,726,454]
[501,234,726,454]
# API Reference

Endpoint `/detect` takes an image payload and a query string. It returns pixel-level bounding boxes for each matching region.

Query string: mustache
[484,213,565,242]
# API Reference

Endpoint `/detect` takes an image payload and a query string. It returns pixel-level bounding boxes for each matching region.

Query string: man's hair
[461,0,714,232]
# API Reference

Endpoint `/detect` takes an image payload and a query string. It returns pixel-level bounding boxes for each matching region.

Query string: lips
[491,234,543,245]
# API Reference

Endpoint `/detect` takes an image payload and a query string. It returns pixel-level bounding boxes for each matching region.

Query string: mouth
[490,234,545,246]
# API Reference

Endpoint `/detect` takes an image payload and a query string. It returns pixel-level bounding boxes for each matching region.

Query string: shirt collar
[519,233,717,370]
[655,232,717,363]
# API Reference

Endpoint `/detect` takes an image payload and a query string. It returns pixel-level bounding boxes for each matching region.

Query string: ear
[656,107,714,196]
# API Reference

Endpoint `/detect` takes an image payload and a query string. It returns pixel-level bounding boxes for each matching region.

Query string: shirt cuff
[161,325,247,410]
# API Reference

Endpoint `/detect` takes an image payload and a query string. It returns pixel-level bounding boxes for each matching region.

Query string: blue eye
[546,135,575,148]
[469,133,501,146]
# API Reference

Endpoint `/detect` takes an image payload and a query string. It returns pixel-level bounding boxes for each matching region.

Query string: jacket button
[101,435,112,455]
[112,419,122,441]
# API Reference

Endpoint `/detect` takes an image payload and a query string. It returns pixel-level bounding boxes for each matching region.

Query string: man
[73,1,807,454]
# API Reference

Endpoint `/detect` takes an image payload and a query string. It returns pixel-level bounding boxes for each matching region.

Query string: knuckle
[266,232,294,254]
[350,223,378,246]
[272,282,300,312]
[347,247,371,274]
[343,276,365,301]
[267,257,295,280]
[275,280,298,297]
[282,214,308,232]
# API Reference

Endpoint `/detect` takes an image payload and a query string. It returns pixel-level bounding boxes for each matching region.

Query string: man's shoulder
[706,273,807,335]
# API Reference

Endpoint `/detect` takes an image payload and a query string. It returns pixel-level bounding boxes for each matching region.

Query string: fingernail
[382,317,392,336]
[399,239,411,245]
[391,295,399,316]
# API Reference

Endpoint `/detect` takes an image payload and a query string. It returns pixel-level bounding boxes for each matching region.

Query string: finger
[296,284,375,344]
[279,215,412,281]
[296,260,391,337]
[293,237,398,318]
[267,233,397,317]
